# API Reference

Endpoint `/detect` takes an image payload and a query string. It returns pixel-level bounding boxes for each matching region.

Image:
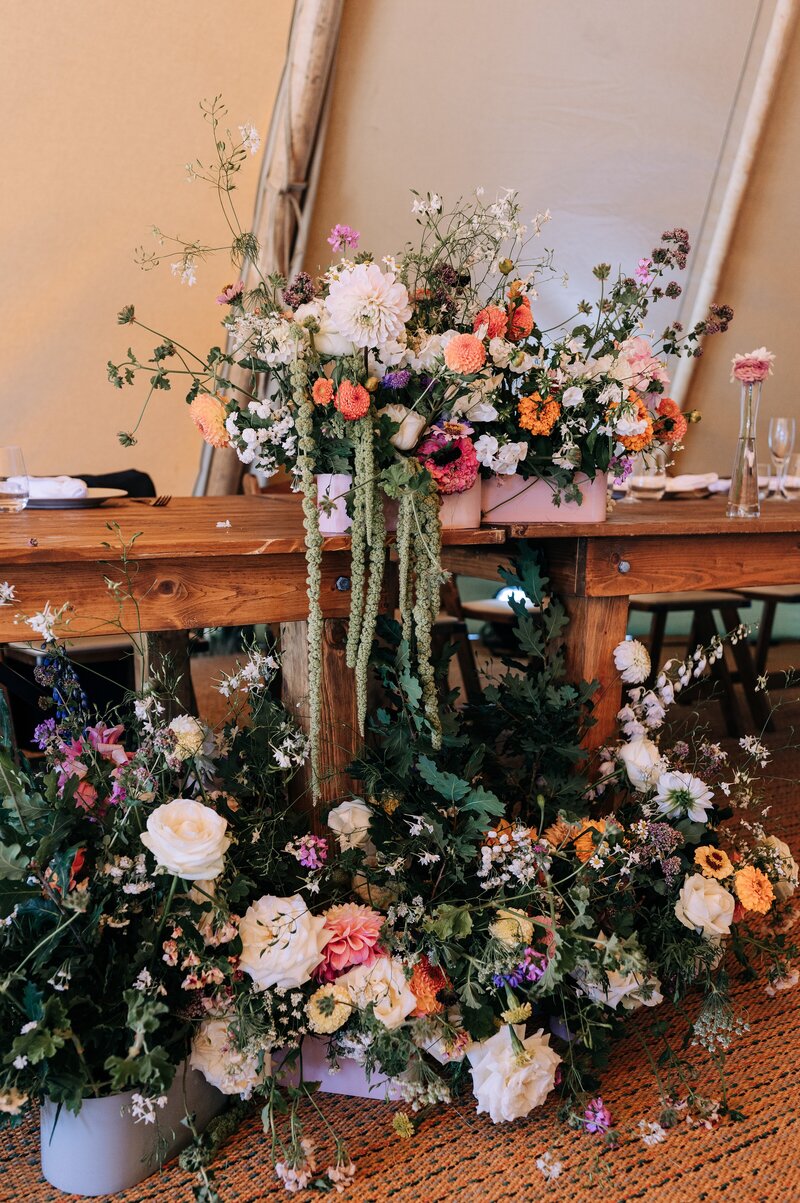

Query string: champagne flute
[768,417,796,498]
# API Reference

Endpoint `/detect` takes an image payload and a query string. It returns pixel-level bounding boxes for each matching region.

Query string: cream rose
[190,1018,270,1098]
[239,894,329,991]
[675,873,735,940]
[763,835,798,900]
[618,736,663,791]
[468,1025,560,1124]
[327,797,372,851]
[378,403,427,451]
[140,799,230,880]
[168,715,206,760]
[338,955,417,1030]
[293,300,354,357]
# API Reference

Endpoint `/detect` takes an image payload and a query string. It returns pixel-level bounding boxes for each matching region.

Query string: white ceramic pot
[315,473,353,534]
[481,472,608,524]
[40,1061,225,1197]
[439,481,482,529]
[278,1036,390,1100]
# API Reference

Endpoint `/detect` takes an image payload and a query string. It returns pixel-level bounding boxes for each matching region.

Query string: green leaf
[0,842,28,880]
[416,756,470,803]
[426,903,473,940]
[461,784,505,818]
[0,878,40,916]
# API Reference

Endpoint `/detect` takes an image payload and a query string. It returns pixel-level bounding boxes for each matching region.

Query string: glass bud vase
[727,381,762,518]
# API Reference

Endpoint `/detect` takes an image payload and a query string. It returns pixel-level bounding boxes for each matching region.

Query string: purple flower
[381,369,411,390]
[327,224,360,253]
[662,855,682,886]
[584,1097,613,1134]
[283,271,316,309]
[610,454,633,484]
[290,833,329,870]
[635,258,653,286]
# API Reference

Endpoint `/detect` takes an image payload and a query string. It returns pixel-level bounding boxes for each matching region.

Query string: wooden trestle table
[1,495,799,796]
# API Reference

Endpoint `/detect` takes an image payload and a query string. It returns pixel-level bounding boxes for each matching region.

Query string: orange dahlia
[655,397,688,446]
[312,377,335,406]
[695,845,733,880]
[334,380,371,420]
[190,393,230,449]
[518,392,561,437]
[574,819,606,863]
[506,294,533,341]
[444,333,486,375]
[542,818,580,848]
[409,955,449,1016]
[608,391,654,452]
[473,305,508,340]
[734,865,775,914]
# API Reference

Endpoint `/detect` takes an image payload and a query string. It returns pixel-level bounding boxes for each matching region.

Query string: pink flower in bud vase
[731,347,775,384]
[327,224,360,252]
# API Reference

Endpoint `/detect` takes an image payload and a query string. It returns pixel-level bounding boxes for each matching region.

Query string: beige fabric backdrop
[1,0,293,494]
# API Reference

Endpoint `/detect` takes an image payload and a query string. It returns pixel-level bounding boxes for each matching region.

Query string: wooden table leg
[563,594,629,751]
[280,619,360,826]
[144,631,197,717]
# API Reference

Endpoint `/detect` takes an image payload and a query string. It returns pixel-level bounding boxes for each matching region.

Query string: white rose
[561,386,584,407]
[168,715,206,760]
[338,955,417,1030]
[239,894,330,991]
[140,799,230,880]
[763,835,798,900]
[327,797,372,851]
[618,736,663,791]
[468,1025,560,1124]
[675,873,735,940]
[190,1019,270,1098]
[294,300,354,358]
[378,403,427,451]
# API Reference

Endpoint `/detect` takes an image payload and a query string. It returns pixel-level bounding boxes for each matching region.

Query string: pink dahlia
[190,394,230,449]
[473,305,508,340]
[731,346,775,384]
[444,333,486,375]
[317,903,384,980]
[417,430,479,495]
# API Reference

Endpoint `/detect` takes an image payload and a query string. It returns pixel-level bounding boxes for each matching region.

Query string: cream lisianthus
[337,955,417,1030]
[613,639,651,685]
[325,263,411,349]
[168,715,206,760]
[293,300,354,358]
[618,735,663,791]
[674,873,735,940]
[190,1018,270,1098]
[468,1025,560,1124]
[327,797,372,851]
[238,894,330,991]
[140,799,230,880]
[378,403,427,451]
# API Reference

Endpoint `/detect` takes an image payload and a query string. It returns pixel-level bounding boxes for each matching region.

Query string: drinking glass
[626,448,667,503]
[0,446,29,512]
[757,462,772,501]
[782,454,800,500]
[768,416,796,498]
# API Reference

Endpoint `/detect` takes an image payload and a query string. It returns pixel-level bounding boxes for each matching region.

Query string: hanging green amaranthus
[410,490,445,747]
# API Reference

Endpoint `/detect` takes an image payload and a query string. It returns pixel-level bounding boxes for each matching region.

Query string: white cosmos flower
[655,772,713,823]
[613,638,651,684]
[325,263,411,349]
[468,1025,560,1124]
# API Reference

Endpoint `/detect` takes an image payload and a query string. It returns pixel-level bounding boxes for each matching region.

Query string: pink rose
[731,347,775,384]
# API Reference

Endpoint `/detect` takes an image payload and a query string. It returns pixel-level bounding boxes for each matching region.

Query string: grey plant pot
[40,1061,225,1196]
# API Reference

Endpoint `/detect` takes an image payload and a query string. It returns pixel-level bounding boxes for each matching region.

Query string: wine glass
[625,449,667,503]
[782,454,800,500]
[757,462,772,501]
[768,417,796,499]
[0,446,29,512]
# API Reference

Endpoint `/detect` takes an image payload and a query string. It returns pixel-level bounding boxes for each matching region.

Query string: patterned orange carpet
[3,744,800,1203]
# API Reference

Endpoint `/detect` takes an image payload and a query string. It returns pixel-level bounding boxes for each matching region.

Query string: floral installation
[0,548,797,1195]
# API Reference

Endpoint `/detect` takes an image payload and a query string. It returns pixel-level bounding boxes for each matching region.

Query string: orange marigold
[409,955,449,1017]
[334,380,371,421]
[473,305,508,340]
[608,391,654,453]
[574,819,606,863]
[542,818,580,848]
[312,377,335,406]
[734,865,775,914]
[444,333,486,375]
[190,393,230,449]
[518,392,561,437]
[507,294,533,341]
[695,845,733,880]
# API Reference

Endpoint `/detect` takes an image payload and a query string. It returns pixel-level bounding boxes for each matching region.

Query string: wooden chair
[733,585,800,678]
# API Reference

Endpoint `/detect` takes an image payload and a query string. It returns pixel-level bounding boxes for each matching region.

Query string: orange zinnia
[574,819,606,863]
[312,377,335,406]
[518,392,561,437]
[409,955,449,1016]
[734,865,774,914]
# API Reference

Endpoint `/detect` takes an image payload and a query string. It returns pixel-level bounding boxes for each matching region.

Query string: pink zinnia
[731,346,775,384]
[417,431,479,495]
[444,333,486,375]
[327,224,360,252]
[317,903,383,980]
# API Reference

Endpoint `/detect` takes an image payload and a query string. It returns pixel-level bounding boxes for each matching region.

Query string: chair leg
[694,608,742,738]
[647,610,668,681]
[719,604,774,733]
[454,631,483,706]
[754,600,777,677]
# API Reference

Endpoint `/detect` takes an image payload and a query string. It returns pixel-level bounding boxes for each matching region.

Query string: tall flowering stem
[355,482,386,734]
[292,345,323,798]
[412,492,444,747]
[345,423,369,669]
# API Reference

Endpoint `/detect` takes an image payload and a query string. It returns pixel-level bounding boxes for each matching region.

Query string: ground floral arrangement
[108,98,730,790]
[0,549,797,1199]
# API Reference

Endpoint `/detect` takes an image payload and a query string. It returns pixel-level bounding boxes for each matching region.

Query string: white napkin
[664,472,719,493]
[708,478,731,493]
[8,475,88,499]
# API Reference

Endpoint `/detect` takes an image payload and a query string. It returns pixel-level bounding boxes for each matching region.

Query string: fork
[131,495,171,507]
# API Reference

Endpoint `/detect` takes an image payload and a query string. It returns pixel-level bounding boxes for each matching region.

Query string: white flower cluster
[478,826,550,890]
[225,395,297,476]
[217,648,279,698]
[272,721,310,770]
[130,1092,168,1125]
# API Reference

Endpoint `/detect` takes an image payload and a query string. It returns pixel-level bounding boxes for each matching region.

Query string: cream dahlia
[325,263,411,349]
